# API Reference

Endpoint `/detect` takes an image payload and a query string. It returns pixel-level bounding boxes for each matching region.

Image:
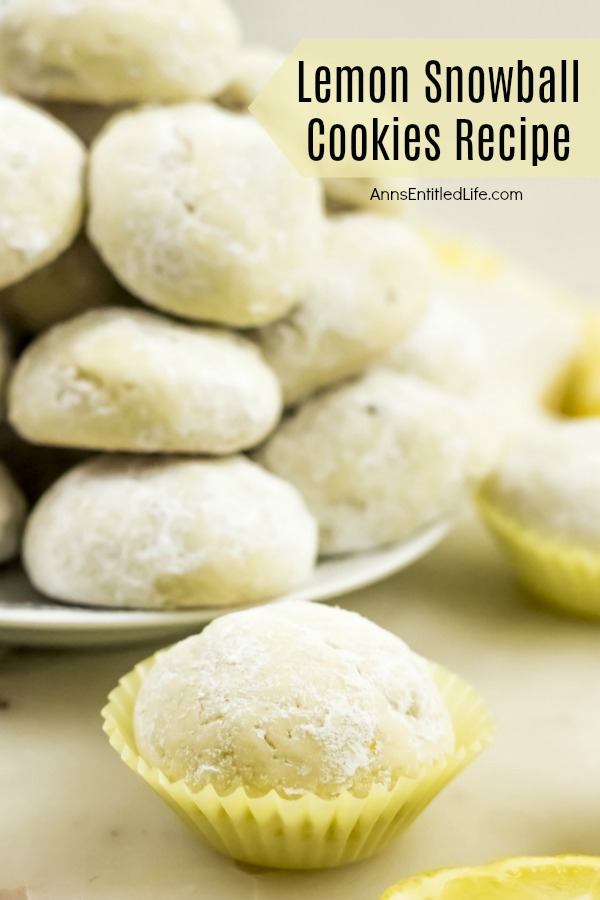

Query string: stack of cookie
[0,0,478,611]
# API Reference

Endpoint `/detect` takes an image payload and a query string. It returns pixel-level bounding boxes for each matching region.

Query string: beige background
[231,0,600,300]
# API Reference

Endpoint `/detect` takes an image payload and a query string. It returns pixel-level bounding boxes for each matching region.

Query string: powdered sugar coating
[0,95,84,289]
[218,45,284,110]
[9,307,282,453]
[384,297,483,395]
[134,601,454,798]
[482,420,600,550]
[258,370,474,555]
[24,455,318,609]
[256,214,433,405]
[0,0,241,103]
[88,104,324,326]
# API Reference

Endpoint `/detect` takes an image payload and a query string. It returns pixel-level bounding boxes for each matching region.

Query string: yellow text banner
[250,39,600,177]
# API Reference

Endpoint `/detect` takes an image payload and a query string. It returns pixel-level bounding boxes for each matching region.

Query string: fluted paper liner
[102,652,493,869]
[478,492,600,619]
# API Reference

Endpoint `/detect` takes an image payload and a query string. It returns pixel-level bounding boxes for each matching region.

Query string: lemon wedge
[564,312,600,417]
[381,856,600,898]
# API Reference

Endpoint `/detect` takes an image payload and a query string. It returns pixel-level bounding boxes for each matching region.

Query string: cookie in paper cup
[478,491,600,619]
[477,419,600,619]
[102,603,492,869]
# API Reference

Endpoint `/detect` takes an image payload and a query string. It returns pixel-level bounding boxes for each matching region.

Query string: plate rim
[0,517,452,636]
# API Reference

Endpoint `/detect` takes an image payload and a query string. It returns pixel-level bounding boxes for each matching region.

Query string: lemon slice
[419,225,583,427]
[564,312,600,417]
[381,856,600,898]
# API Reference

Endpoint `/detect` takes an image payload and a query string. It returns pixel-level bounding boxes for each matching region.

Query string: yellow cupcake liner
[478,491,600,619]
[101,652,493,870]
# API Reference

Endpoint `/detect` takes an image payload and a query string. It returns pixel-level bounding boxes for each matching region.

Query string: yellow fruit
[564,312,600,417]
[381,856,600,899]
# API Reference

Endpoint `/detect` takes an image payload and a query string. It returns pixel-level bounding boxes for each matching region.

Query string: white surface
[2,514,600,900]
[0,518,450,646]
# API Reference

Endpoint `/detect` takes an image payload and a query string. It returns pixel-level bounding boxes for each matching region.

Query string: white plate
[0,518,451,646]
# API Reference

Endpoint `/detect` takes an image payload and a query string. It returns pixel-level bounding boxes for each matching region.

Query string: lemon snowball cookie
[0,462,26,562]
[258,370,474,555]
[0,96,84,290]
[9,307,282,454]
[481,420,600,550]
[384,299,483,395]
[256,215,434,405]
[218,45,284,110]
[24,456,318,609]
[134,601,454,798]
[0,0,241,103]
[88,104,324,326]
